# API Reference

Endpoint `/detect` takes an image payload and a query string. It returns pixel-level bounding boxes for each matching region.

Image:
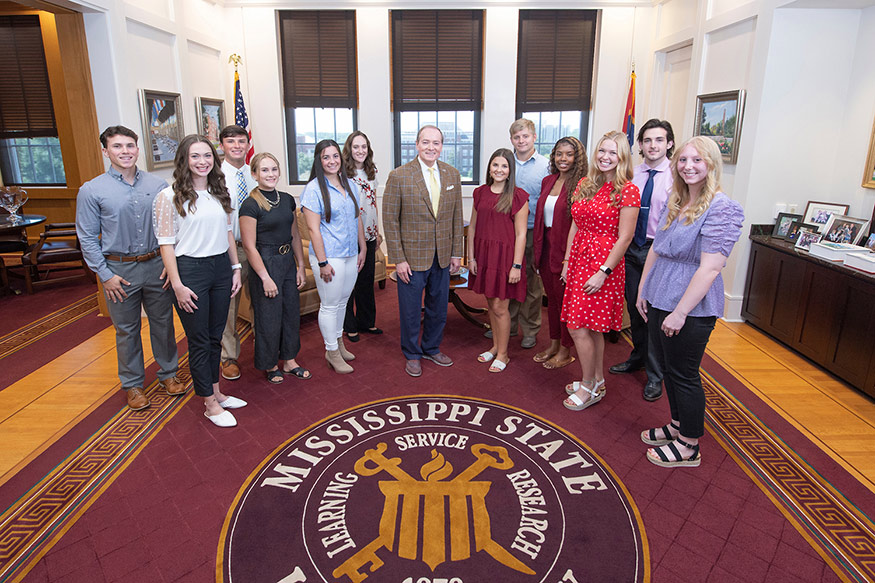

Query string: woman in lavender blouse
[635,136,744,468]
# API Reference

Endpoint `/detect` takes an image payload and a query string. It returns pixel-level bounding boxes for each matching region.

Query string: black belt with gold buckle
[257,242,292,256]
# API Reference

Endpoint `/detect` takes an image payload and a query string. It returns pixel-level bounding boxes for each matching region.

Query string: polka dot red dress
[561,180,640,332]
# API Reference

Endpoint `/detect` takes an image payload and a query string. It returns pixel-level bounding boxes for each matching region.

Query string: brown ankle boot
[337,337,355,361]
[326,349,354,374]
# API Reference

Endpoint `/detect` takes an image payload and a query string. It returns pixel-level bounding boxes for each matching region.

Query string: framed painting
[802,201,850,233]
[863,116,875,189]
[821,215,870,246]
[694,90,746,164]
[771,212,802,240]
[138,89,184,170]
[196,97,225,155]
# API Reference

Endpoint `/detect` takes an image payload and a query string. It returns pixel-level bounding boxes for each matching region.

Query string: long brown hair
[341,131,377,181]
[663,136,723,229]
[570,131,634,209]
[248,152,282,212]
[308,139,358,223]
[171,134,231,217]
[485,148,517,214]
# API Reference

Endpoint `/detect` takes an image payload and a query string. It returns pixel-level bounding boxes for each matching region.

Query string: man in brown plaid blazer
[383,125,463,377]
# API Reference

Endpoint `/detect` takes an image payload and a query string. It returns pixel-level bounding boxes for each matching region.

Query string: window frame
[390,9,484,184]
[278,10,358,184]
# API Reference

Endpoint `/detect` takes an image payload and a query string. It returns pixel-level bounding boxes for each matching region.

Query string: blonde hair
[248,152,282,212]
[509,118,536,137]
[570,131,634,208]
[662,136,723,229]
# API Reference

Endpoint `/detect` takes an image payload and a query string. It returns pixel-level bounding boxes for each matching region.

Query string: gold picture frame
[864,116,875,189]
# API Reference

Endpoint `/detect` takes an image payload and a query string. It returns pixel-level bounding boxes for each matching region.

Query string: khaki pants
[221,243,250,362]
[507,229,543,337]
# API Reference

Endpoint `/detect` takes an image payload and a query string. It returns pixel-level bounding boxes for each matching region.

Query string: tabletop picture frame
[772,212,802,240]
[196,97,225,155]
[139,89,184,171]
[802,201,851,233]
[795,230,822,251]
[785,220,818,243]
[821,215,870,246]
[694,90,746,164]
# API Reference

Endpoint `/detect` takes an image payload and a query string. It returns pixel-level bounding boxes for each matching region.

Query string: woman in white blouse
[154,135,246,428]
[341,131,382,342]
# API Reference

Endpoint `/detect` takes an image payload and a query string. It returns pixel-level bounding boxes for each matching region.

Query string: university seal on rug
[218,396,648,582]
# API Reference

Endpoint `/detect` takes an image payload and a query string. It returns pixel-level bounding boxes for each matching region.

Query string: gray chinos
[104,256,178,388]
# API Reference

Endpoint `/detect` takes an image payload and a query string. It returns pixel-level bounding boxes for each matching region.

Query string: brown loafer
[159,376,187,396]
[422,352,453,367]
[126,387,150,411]
[221,360,241,380]
[405,359,422,377]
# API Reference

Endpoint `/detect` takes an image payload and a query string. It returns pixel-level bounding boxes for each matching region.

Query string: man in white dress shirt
[218,125,258,380]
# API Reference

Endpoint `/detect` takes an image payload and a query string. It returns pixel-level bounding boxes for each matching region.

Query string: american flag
[234,70,255,163]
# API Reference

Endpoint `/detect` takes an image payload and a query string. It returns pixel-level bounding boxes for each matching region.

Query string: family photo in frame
[802,201,850,233]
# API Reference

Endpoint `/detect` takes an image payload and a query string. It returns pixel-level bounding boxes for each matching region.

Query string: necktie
[428,167,440,214]
[236,169,248,206]
[634,169,657,247]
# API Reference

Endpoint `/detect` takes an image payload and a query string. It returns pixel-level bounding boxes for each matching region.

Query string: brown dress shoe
[221,360,241,380]
[422,352,453,367]
[126,387,150,411]
[405,359,422,377]
[160,376,187,396]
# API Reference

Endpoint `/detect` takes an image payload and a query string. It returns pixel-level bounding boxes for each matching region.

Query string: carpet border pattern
[0,293,98,362]
[703,369,875,583]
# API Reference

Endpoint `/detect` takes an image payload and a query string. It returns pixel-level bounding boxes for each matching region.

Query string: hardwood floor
[1,315,873,495]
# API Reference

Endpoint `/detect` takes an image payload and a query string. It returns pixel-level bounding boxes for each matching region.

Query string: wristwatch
[318,260,329,268]
[599,265,612,275]
[512,263,522,270]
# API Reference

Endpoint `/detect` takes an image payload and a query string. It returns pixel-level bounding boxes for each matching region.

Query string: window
[391,10,483,183]
[278,11,357,183]
[0,15,65,185]
[516,10,597,153]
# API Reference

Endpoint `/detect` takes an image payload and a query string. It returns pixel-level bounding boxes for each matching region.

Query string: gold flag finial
[229,54,242,70]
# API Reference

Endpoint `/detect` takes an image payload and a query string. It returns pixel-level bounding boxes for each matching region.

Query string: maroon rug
[2,286,871,583]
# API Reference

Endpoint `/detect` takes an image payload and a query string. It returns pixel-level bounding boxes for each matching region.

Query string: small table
[0,214,47,295]
[449,267,489,329]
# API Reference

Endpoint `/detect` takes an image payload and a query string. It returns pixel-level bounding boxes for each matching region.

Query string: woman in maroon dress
[468,148,528,372]
[532,136,587,370]
[561,131,640,410]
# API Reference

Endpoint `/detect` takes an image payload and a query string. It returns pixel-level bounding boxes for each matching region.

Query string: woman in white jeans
[301,139,366,373]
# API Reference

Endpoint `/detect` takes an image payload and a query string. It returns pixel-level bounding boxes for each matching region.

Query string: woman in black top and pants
[239,152,309,383]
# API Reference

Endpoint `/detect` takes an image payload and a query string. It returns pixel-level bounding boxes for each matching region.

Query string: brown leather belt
[104,250,159,263]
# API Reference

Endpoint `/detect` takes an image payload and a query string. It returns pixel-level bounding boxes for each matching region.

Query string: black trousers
[249,245,301,370]
[344,238,377,334]
[175,253,232,397]
[624,240,663,383]
[647,305,716,438]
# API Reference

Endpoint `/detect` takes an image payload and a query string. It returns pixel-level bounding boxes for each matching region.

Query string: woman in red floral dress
[561,130,640,410]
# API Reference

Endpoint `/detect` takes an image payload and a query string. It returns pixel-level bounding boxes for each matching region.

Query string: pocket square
[446,185,455,190]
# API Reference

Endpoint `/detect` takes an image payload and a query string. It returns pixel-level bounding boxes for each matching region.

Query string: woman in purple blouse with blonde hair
[635,136,744,468]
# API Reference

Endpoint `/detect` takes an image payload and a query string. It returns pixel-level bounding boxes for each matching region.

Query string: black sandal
[647,437,701,468]
[266,369,284,384]
[283,366,311,380]
[641,422,680,446]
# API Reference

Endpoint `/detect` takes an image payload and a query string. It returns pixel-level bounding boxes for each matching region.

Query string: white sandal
[563,381,604,411]
[566,378,605,395]
[488,359,508,373]
[477,351,496,363]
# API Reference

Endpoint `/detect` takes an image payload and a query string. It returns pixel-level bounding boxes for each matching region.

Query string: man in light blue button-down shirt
[504,118,549,349]
[76,126,182,411]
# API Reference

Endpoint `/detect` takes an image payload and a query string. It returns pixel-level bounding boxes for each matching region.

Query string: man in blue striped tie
[609,119,675,402]
[219,125,258,381]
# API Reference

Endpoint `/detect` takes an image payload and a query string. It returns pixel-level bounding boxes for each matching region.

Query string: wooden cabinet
[742,236,875,399]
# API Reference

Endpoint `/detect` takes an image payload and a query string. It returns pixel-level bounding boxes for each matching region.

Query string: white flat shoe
[219,396,247,409]
[204,410,237,427]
